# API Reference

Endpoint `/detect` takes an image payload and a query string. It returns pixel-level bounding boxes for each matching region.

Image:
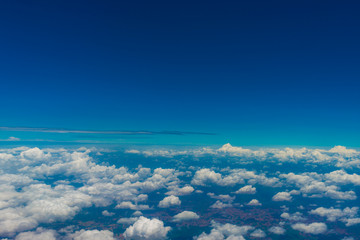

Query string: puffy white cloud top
[272,192,292,201]
[173,211,200,222]
[235,185,256,194]
[268,226,285,235]
[1,144,360,239]
[247,199,261,206]
[70,229,114,240]
[15,228,56,240]
[158,195,181,208]
[123,216,171,240]
[291,222,327,234]
[195,221,254,240]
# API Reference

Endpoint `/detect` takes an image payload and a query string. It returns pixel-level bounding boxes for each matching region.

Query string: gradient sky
[1,0,360,146]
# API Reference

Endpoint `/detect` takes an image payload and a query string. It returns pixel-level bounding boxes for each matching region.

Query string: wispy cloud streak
[0,126,214,136]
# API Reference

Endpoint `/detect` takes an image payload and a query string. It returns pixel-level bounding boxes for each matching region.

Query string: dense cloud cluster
[128,143,360,169]
[0,147,181,238]
[1,144,360,239]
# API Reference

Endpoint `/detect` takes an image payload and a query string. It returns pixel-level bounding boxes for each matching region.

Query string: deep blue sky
[1,0,360,146]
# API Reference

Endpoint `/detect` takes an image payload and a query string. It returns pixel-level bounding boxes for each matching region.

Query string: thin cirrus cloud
[0,126,214,136]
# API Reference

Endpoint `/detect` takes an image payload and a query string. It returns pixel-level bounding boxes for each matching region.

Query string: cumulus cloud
[207,193,235,202]
[166,186,194,196]
[192,168,280,187]
[210,200,233,209]
[281,212,306,222]
[2,144,360,239]
[235,185,256,194]
[127,144,360,170]
[102,210,115,217]
[268,226,285,235]
[195,221,254,240]
[272,192,292,201]
[158,195,181,208]
[250,229,266,238]
[69,229,114,240]
[343,218,360,227]
[191,169,222,186]
[195,229,225,240]
[280,172,358,200]
[15,228,56,240]
[0,147,185,237]
[173,211,200,222]
[291,222,327,234]
[247,199,261,206]
[309,207,358,222]
[123,217,171,240]
[325,170,360,185]
[115,201,150,211]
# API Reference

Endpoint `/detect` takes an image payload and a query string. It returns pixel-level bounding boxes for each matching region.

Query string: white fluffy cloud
[309,207,358,222]
[158,195,181,208]
[15,228,56,240]
[343,218,360,226]
[247,199,261,206]
[166,186,194,196]
[192,168,280,187]
[250,229,266,238]
[210,200,233,209]
[2,144,360,239]
[268,226,285,235]
[70,229,114,240]
[291,222,327,234]
[195,221,254,240]
[115,201,150,211]
[173,211,200,222]
[123,217,171,240]
[281,212,306,222]
[0,147,185,237]
[272,192,292,201]
[235,185,256,194]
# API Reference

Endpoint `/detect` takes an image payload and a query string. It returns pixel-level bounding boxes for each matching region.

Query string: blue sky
[1,0,360,146]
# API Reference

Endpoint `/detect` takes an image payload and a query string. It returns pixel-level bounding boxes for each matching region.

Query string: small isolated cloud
[250,229,266,238]
[123,216,171,240]
[15,228,56,240]
[272,192,292,201]
[158,195,181,208]
[102,210,115,217]
[3,137,21,142]
[268,226,285,235]
[173,211,200,222]
[291,222,327,234]
[207,193,235,202]
[210,200,233,209]
[247,199,261,206]
[132,211,143,217]
[126,150,141,154]
[235,185,256,194]
[281,212,306,221]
